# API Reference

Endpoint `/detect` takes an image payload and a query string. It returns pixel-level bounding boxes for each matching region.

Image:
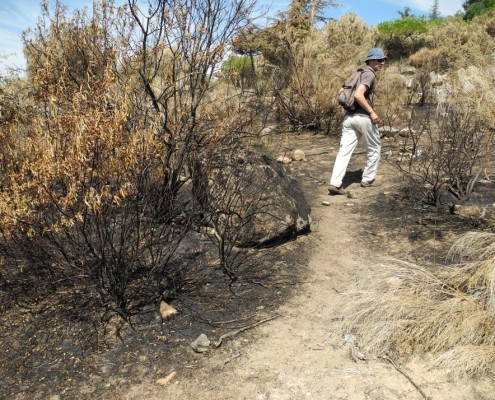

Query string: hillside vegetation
[1,0,495,396]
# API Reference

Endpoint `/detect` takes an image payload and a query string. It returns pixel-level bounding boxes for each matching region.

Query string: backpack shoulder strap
[362,65,376,76]
[343,68,364,87]
[360,65,376,96]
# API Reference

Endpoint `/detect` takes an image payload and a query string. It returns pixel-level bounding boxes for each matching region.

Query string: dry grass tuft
[434,346,495,378]
[448,232,495,313]
[340,232,495,378]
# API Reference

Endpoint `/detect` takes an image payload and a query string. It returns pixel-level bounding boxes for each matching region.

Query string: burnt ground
[3,131,495,400]
[1,225,308,399]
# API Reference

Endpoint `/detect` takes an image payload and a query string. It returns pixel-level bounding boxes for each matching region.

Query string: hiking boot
[360,180,375,188]
[328,185,346,195]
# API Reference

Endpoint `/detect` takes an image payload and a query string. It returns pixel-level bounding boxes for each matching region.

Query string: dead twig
[223,353,241,365]
[383,355,430,400]
[209,315,255,325]
[215,315,281,348]
[305,151,330,157]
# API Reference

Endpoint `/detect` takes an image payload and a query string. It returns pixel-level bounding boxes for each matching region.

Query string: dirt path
[124,134,494,400]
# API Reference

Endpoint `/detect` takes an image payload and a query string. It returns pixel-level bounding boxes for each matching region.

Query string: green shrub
[221,55,256,88]
[464,0,495,20]
[377,17,431,60]
[377,16,429,35]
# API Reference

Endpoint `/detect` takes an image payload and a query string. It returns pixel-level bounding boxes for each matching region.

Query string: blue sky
[0,0,464,72]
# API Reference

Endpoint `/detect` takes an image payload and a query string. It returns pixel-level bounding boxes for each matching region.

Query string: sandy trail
[125,134,494,400]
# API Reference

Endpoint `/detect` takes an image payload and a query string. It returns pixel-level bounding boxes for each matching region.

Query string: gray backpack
[337,68,365,112]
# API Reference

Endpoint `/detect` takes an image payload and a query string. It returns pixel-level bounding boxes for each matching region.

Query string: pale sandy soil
[118,134,495,400]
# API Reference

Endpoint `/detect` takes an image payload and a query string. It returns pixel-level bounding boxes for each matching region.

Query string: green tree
[221,55,256,88]
[377,16,430,60]
[463,0,495,20]
[463,0,482,10]
[430,0,441,19]
[230,24,261,82]
[398,6,412,18]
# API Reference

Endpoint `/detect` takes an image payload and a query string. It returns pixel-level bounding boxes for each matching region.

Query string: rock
[276,155,291,164]
[395,67,416,89]
[156,371,177,385]
[159,301,178,319]
[260,125,276,136]
[412,148,424,159]
[205,148,312,247]
[346,191,358,199]
[343,333,356,344]
[400,66,416,76]
[191,334,210,353]
[291,149,306,161]
[380,126,399,138]
[349,346,367,362]
[171,231,212,260]
[322,201,330,206]
[430,71,446,87]
[259,126,277,149]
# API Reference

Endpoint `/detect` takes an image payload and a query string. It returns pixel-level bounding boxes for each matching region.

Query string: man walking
[328,48,386,195]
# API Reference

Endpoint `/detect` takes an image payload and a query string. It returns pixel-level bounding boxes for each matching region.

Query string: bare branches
[393,104,493,206]
[0,0,262,326]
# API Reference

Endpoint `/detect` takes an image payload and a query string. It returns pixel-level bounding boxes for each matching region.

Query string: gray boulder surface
[205,148,311,247]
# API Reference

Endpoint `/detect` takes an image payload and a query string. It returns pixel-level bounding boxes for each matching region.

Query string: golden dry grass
[340,232,495,378]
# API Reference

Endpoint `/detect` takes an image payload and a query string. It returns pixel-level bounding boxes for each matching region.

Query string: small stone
[322,201,330,206]
[156,371,177,385]
[291,149,306,161]
[344,334,356,344]
[348,346,367,362]
[160,301,178,319]
[191,334,210,353]
[276,156,291,164]
[346,191,357,199]
[260,126,275,136]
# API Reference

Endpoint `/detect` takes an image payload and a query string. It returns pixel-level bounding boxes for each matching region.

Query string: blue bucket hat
[365,48,387,61]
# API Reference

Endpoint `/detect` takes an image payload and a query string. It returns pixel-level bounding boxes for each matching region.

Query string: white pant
[329,114,381,187]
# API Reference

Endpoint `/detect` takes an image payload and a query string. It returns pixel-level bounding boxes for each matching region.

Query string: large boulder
[205,148,311,247]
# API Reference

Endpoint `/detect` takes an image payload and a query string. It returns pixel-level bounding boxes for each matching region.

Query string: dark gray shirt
[349,66,376,116]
